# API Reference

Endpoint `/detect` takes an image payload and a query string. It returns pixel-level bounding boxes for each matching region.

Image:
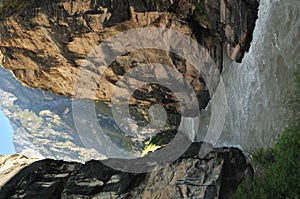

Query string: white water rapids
[197,0,299,150]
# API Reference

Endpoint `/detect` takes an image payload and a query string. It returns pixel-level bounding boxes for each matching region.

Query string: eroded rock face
[0,0,259,116]
[0,66,115,162]
[0,154,38,188]
[0,143,252,199]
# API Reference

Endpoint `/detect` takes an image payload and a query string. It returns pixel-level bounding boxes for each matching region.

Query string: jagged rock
[0,0,259,117]
[0,143,252,199]
[0,154,38,188]
[0,66,131,162]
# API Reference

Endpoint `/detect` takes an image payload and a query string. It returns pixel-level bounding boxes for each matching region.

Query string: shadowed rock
[0,143,252,199]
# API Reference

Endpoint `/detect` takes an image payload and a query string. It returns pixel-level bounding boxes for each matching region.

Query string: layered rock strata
[0,0,259,116]
[0,143,252,199]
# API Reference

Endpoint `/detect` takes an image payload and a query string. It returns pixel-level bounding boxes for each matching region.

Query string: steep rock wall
[0,143,252,199]
[0,0,259,115]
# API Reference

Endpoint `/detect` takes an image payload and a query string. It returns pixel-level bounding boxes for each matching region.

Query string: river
[199,0,299,150]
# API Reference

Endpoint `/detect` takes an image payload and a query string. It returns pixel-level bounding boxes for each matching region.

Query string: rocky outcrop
[0,154,38,188]
[0,143,252,199]
[0,0,259,117]
[1,64,171,162]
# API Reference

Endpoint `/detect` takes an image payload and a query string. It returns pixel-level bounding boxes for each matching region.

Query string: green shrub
[236,67,300,198]
[265,123,300,198]
[235,176,269,199]
[236,123,300,198]
[251,147,275,167]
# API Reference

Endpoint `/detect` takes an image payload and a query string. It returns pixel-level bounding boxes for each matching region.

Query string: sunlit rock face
[0,0,258,112]
[0,66,148,161]
[0,154,38,188]
[0,66,109,161]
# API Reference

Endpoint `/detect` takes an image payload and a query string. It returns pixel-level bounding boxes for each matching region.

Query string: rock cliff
[0,143,252,199]
[0,66,146,162]
[0,0,259,118]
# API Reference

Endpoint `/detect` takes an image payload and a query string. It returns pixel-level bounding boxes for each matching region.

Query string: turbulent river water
[0,0,299,161]
[205,0,300,150]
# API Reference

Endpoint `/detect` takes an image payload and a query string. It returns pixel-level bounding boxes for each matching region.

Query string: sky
[0,110,15,155]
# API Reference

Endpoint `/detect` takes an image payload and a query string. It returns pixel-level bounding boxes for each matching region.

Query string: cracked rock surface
[0,143,252,199]
[0,0,258,116]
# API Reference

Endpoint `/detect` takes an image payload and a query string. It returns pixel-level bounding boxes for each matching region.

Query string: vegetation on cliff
[236,67,300,198]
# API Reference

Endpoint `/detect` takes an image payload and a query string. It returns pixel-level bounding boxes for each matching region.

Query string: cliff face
[0,66,143,162]
[0,0,259,116]
[0,154,38,188]
[0,143,252,199]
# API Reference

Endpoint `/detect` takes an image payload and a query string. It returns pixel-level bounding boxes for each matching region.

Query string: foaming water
[198,0,300,150]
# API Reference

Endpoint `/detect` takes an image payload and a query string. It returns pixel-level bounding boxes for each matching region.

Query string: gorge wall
[0,143,252,199]
[0,0,262,160]
[0,0,258,113]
